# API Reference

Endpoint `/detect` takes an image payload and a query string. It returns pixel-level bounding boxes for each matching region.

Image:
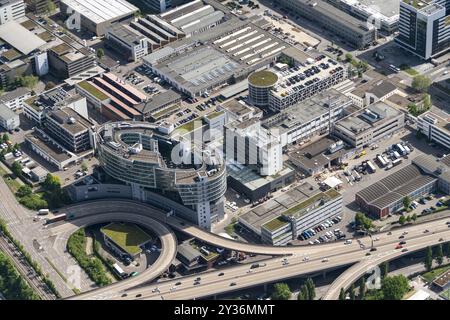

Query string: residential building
[396,0,450,60]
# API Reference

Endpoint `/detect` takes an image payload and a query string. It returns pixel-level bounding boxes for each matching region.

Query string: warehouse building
[417,110,450,150]
[355,164,438,219]
[59,0,139,36]
[150,46,240,97]
[277,0,377,49]
[333,101,405,149]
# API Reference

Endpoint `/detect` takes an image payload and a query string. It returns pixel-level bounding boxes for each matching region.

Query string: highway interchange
[47,199,450,300]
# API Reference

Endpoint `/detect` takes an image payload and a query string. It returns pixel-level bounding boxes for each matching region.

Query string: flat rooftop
[154,46,239,94]
[340,0,399,21]
[48,107,93,135]
[25,131,73,163]
[334,101,403,135]
[0,21,46,55]
[61,0,139,24]
[419,110,450,133]
[288,136,350,170]
[239,182,320,233]
[263,89,351,134]
[227,163,293,191]
[100,222,151,256]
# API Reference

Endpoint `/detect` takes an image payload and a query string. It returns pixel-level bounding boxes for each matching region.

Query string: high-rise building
[396,0,450,60]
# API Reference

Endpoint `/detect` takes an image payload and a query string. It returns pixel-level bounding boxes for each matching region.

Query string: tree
[424,246,433,272]
[11,161,22,177]
[436,244,444,266]
[398,215,406,225]
[2,133,9,143]
[345,53,353,63]
[359,277,366,300]
[16,185,32,198]
[305,278,315,300]
[349,284,355,300]
[299,284,309,300]
[297,290,306,300]
[96,48,105,59]
[46,0,57,14]
[43,174,61,192]
[446,242,450,259]
[411,213,417,222]
[411,75,431,93]
[45,81,56,91]
[381,275,409,300]
[355,212,373,231]
[380,262,389,279]
[81,161,88,172]
[271,283,291,300]
[17,75,39,90]
[403,196,411,210]
[423,94,432,111]
[406,215,412,223]
[339,288,346,300]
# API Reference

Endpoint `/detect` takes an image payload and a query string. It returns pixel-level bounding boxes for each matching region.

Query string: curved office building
[95,122,227,229]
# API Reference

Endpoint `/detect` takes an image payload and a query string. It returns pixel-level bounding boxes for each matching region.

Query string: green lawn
[421,264,450,283]
[100,223,151,256]
[441,288,450,300]
[0,165,22,194]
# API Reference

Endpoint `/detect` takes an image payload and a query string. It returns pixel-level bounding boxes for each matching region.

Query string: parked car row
[297,216,343,243]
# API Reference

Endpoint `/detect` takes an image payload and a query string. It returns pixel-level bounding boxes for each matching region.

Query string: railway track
[0,236,56,300]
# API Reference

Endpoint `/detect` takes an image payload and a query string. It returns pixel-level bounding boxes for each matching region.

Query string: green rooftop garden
[282,188,341,218]
[263,217,289,232]
[206,111,224,120]
[100,223,151,256]
[78,81,109,101]
[248,70,278,87]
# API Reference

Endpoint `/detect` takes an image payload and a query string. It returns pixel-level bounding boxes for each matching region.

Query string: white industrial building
[0,87,31,111]
[0,102,19,130]
[417,110,450,149]
[59,0,139,36]
[0,0,25,25]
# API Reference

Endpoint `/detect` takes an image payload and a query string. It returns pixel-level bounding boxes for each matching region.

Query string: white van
[344,239,352,245]
[38,209,49,215]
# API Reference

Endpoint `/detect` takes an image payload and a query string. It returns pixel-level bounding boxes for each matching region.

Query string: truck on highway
[45,213,67,224]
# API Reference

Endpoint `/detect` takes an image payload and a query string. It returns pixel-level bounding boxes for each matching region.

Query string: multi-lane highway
[48,212,178,300]
[56,200,450,300]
